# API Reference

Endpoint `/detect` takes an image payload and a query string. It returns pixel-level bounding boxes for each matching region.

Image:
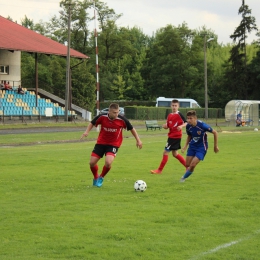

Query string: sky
[1,0,260,44]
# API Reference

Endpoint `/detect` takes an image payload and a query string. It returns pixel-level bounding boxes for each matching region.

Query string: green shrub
[125,106,223,120]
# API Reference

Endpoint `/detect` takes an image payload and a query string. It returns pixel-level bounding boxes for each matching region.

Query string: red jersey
[166,111,186,139]
[91,114,133,147]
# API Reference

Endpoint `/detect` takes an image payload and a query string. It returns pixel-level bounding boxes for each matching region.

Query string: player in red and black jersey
[81,103,142,187]
[150,99,187,174]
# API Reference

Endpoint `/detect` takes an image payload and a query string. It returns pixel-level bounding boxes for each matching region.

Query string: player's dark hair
[187,110,197,117]
[109,103,119,110]
[171,99,179,104]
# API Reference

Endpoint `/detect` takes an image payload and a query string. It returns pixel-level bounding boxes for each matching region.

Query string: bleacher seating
[0,89,75,117]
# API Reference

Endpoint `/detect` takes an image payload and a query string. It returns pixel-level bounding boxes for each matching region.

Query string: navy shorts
[164,138,181,151]
[187,146,207,161]
[92,144,118,158]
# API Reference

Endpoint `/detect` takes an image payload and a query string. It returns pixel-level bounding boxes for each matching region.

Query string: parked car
[99,107,125,116]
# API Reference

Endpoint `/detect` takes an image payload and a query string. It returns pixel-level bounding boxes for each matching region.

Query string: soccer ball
[134,180,147,192]
[254,128,259,132]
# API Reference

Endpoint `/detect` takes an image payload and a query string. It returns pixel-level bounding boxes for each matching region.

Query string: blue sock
[183,170,193,179]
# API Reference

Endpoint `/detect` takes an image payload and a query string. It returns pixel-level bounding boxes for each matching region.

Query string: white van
[156,97,200,108]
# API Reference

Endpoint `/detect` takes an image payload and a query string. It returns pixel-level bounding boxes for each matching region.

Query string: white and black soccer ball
[134,180,147,192]
[254,128,258,132]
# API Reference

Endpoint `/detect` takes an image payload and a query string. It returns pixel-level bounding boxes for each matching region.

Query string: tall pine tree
[228,0,258,99]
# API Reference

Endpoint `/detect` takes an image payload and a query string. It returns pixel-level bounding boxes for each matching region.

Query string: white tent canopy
[225,100,260,126]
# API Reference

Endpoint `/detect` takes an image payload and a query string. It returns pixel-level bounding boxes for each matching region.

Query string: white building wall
[0,49,21,88]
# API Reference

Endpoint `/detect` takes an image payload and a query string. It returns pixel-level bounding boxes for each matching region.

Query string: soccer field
[0,128,259,259]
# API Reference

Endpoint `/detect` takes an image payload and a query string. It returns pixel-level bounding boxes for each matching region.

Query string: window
[0,65,9,74]
[179,102,190,108]
[158,101,172,107]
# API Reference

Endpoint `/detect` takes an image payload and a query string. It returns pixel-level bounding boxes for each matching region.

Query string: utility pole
[64,2,73,121]
[87,0,99,117]
[204,35,207,120]
[204,36,214,120]
[93,0,100,117]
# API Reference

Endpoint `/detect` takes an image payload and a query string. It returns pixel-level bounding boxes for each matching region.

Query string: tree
[97,23,147,100]
[21,53,53,90]
[247,34,260,100]
[111,27,149,100]
[71,60,96,112]
[206,44,233,108]
[190,27,220,107]
[21,15,34,29]
[227,0,258,99]
[144,23,201,100]
[17,0,260,110]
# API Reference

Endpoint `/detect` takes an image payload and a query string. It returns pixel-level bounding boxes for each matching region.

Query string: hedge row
[124,106,223,120]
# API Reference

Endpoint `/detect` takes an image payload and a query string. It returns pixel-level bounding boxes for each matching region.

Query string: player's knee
[89,162,96,167]
[163,150,169,156]
[105,161,112,168]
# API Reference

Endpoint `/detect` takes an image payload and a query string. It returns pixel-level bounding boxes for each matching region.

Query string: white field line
[190,229,260,260]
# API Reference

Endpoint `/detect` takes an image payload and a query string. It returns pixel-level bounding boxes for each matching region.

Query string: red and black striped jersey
[91,114,133,147]
[167,111,186,139]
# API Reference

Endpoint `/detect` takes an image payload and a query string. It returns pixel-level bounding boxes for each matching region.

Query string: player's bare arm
[80,123,94,140]
[130,128,143,149]
[162,123,168,129]
[212,130,219,153]
[177,122,187,131]
[181,135,191,153]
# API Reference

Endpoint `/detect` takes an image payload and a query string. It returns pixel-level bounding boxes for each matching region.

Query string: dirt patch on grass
[222,131,242,134]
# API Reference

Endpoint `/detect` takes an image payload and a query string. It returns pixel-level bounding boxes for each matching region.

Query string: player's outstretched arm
[162,123,168,129]
[130,128,143,149]
[80,123,94,140]
[181,135,191,153]
[177,122,187,131]
[212,129,219,153]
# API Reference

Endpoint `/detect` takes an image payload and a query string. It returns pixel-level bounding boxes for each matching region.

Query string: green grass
[0,127,260,259]
[0,120,88,129]
[0,118,236,129]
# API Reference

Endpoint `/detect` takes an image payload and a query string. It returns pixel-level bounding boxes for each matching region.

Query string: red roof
[0,16,88,59]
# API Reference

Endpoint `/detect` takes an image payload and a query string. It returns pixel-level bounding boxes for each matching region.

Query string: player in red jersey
[150,99,187,174]
[81,103,142,187]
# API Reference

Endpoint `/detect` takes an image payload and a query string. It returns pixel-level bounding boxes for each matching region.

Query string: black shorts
[164,138,181,151]
[92,144,119,158]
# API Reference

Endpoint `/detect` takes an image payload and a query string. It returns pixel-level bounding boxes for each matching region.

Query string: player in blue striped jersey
[180,110,219,182]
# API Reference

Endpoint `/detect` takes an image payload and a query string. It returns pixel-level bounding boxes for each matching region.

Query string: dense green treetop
[16,0,260,112]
